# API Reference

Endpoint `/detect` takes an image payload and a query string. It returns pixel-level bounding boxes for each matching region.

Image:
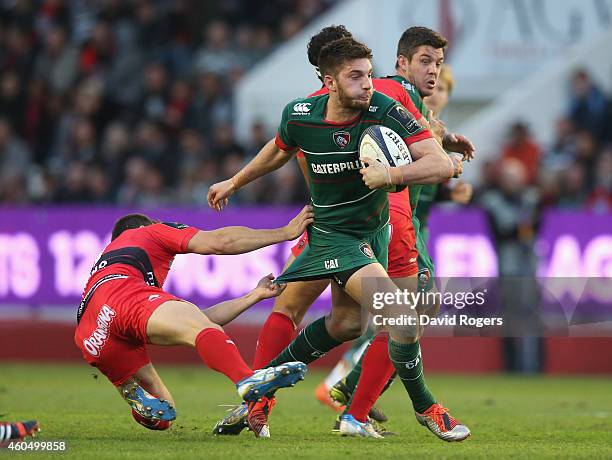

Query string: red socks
[195,328,252,384]
[348,333,395,422]
[252,312,295,369]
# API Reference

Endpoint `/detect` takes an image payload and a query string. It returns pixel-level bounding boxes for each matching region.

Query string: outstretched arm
[203,274,287,326]
[187,205,313,255]
[207,137,298,210]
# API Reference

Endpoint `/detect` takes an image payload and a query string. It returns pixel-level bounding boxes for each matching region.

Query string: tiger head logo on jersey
[333,131,351,149]
[359,242,374,259]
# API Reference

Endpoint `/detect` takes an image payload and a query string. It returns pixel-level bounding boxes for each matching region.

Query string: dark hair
[318,37,372,78]
[111,213,153,240]
[396,26,447,63]
[307,25,353,67]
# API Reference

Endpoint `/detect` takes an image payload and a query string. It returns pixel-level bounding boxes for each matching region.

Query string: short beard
[337,84,371,111]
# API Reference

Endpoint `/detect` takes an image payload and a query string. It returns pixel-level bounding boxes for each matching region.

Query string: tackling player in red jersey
[74,207,313,437]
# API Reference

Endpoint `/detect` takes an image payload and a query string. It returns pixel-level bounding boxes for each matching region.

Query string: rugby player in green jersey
[341,31,477,439]
[386,26,474,286]
[209,37,467,438]
[210,25,440,438]
[316,32,475,439]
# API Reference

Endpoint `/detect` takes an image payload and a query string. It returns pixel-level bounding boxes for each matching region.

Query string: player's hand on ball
[449,153,463,178]
[443,132,475,161]
[254,274,287,299]
[450,180,473,204]
[207,179,235,211]
[284,205,314,240]
[360,157,392,189]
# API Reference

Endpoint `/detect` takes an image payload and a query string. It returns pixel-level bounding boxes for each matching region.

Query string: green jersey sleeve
[275,101,299,151]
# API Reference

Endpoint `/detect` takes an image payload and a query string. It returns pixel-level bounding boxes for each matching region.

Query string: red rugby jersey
[84,222,198,292]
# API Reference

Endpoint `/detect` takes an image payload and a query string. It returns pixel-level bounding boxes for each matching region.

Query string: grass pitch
[2,363,611,459]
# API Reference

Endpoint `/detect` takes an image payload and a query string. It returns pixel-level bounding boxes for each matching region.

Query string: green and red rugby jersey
[275,91,431,236]
[304,78,425,219]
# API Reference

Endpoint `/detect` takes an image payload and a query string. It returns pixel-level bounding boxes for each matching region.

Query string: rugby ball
[359,125,412,192]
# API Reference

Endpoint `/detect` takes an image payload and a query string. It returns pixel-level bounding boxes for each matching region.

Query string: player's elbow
[212,228,258,255]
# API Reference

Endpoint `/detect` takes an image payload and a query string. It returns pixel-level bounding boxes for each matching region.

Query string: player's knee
[177,321,222,347]
[326,316,363,342]
[131,409,173,431]
[422,299,441,318]
[388,323,420,343]
[384,310,420,342]
[414,297,440,338]
[190,322,223,344]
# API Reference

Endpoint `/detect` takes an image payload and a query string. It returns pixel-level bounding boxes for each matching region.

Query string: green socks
[388,339,436,413]
[267,316,342,367]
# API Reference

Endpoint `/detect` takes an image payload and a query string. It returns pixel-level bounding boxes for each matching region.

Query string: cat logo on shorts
[333,130,351,148]
[359,242,374,259]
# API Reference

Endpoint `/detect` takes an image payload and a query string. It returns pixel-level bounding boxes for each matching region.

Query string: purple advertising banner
[428,207,498,277]
[0,206,305,313]
[535,210,612,325]
[0,207,610,321]
[536,210,612,278]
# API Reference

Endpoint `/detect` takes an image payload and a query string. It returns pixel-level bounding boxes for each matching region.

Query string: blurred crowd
[479,68,612,218]
[478,69,612,275]
[0,0,331,205]
[1,2,611,211]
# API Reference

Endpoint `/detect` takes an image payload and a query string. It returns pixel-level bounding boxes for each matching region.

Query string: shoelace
[424,405,457,431]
